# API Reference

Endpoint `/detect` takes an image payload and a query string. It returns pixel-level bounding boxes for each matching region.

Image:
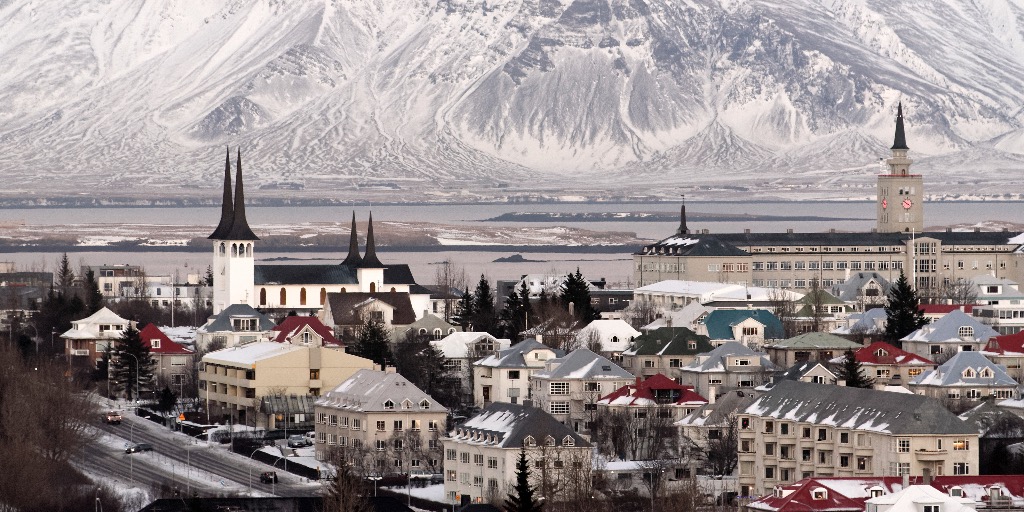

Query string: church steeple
[224,149,259,241]
[358,212,384,268]
[891,102,909,150]
[341,211,363,266]
[676,196,690,236]
[208,147,234,240]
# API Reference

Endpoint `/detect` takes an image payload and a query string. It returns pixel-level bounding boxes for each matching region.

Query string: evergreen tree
[392,332,460,409]
[471,275,498,335]
[504,449,543,512]
[452,287,475,330]
[157,386,177,413]
[109,326,156,401]
[55,253,74,295]
[83,269,105,314]
[884,272,927,348]
[499,281,533,340]
[205,265,214,287]
[350,316,394,369]
[559,268,599,324]
[837,350,874,388]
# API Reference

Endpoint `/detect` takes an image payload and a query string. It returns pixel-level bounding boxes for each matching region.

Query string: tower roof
[223,149,259,241]
[358,212,384,268]
[208,147,234,239]
[341,211,362,266]
[676,196,689,236]
[891,102,909,150]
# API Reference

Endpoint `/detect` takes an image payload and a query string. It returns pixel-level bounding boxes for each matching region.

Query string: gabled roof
[902,309,998,343]
[832,307,887,335]
[200,304,275,333]
[316,369,446,413]
[431,332,510,359]
[622,327,713,356]
[844,341,933,366]
[271,316,342,346]
[831,272,891,302]
[984,331,1024,356]
[474,339,564,369]
[910,351,1018,388]
[451,402,589,449]
[682,341,777,373]
[765,361,839,388]
[744,380,977,435]
[635,235,749,257]
[405,313,457,332]
[323,292,416,326]
[598,373,707,407]
[919,304,976,315]
[138,324,194,354]
[76,306,130,326]
[703,309,784,340]
[747,477,864,512]
[767,332,862,350]
[573,320,640,353]
[533,348,632,380]
[641,303,710,331]
[676,389,757,427]
[867,485,974,510]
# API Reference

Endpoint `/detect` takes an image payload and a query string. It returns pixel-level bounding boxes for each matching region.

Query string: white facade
[213,240,255,315]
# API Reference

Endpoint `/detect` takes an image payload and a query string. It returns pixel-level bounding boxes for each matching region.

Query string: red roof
[919,304,975,314]
[748,476,1024,511]
[984,331,1024,355]
[598,373,707,406]
[750,478,864,512]
[138,324,193,354]
[271,316,343,347]
[853,341,933,366]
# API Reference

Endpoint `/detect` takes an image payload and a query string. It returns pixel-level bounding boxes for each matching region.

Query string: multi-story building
[633,280,803,311]
[195,303,275,350]
[431,332,510,405]
[572,319,640,362]
[597,373,707,422]
[900,309,999,360]
[443,402,591,504]
[313,369,447,474]
[736,380,979,497]
[61,307,134,368]
[908,351,1017,401]
[678,341,778,397]
[970,276,1024,335]
[619,327,715,379]
[530,348,634,435]
[199,340,374,426]
[763,332,863,368]
[633,108,1024,292]
[699,309,784,348]
[473,339,563,407]
[981,331,1024,380]
[138,324,195,392]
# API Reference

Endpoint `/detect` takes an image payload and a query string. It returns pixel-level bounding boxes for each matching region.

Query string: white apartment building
[530,348,634,435]
[473,339,563,407]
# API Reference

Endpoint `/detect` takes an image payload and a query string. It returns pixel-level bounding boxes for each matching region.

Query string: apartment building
[737,380,979,497]
[971,276,1024,335]
[473,339,563,407]
[530,348,634,435]
[908,351,1017,401]
[901,309,999,360]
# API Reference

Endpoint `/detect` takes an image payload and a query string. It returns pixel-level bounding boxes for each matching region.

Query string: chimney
[923,467,932,485]
[975,227,981,232]
[902,473,910,489]
[787,228,793,234]
[708,385,717,404]
[744,228,751,234]
[523,399,533,409]
[535,334,543,343]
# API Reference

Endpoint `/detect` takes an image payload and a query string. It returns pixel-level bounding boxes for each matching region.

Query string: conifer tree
[453,287,475,330]
[504,449,543,512]
[56,253,75,295]
[884,272,927,348]
[83,269,105,314]
[837,350,874,388]
[499,281,533,340]
[350,316,394,369]
[559,268,599,324]
[471,275,498,335]
[109,326,156,401]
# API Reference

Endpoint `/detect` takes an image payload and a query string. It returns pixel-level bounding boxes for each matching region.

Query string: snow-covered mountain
[1,0,1024,201]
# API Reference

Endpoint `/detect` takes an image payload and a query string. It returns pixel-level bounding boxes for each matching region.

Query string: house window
[383,400,394,410]
[376,421,386,432]
[446,449,456,461]
[508,370,520,380]
[840,432,849,444]
[487,457,498,469]
[550,401,569,415]
[954,462,970,475]
[953,439,969,451]
[959,326,975,339]
[897,438,910,452]
[550,382,569,395]
[394,420,403,431]
[741,328,758,336]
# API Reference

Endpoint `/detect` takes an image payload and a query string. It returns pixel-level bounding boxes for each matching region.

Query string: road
[73,410,322,498]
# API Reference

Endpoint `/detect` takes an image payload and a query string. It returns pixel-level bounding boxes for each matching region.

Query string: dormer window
[963,368,976,379]
[562,436,574,447]
[524,436,536,447]
[545,436,555,447]
[420,399,430,409]
[869,486,884,498]
[383,400,395,410]
[950,486,963,497]
[811,488,827,500]
[402,399,412,409]
[981,368,993,378]
[875,349,888,357]
[959,326,975,340]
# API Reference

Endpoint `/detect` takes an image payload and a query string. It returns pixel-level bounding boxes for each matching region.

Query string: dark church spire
[358,212,384,268]
[341,211,363,266]
[224,149,259,241]
[209,147,235,239]
[676,195,690,236]
[891,102,909,150]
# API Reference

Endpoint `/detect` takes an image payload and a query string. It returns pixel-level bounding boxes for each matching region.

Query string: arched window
[959,326,975,339]
[390,287,396,292]
[280,288,287,305]
[219,243,226,255]
[419,328,428,335]
[246,243,252,257]
[231,243,238,257]
[259,288,267,306]
[433,328,442,340]
[369,282,376,293]
[300,288,307,306]
[320,288,327,305]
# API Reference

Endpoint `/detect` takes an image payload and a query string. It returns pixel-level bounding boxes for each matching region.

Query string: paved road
[75,411,322,498]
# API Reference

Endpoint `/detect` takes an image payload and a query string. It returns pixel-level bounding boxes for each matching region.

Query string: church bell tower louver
[209,148,259,314]
[876,103,924,233]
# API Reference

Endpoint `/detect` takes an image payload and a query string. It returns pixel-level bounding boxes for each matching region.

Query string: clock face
[881,199,888,210]
[902,199,913,210]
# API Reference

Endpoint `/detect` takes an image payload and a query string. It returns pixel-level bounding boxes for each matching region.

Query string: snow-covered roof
[598,373,707,407]
[635,280,803,304]
[450,402,589,449]
[431,332,510,359]
[474,339,563,368]
[202,341,306,366]
[573,319,640,352]
[316,369,446,413]
[865,484,975,511]
[681,341,776,373]
[901,309,999,343]
[641,302,710,331]
[533,348,633,380]
[836,341,934,367]
[832,307,886,335]
[910,351,1018,388]
[199,304,275,333]
[766,332,862,350]
[138,324,193,354]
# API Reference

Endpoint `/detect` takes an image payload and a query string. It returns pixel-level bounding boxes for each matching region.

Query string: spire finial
[224,148,259,240]
[341,211,363,266]
[359,212,384,268]
[891,102,908,150]
[209,146,235,239]
[677,194,690,236]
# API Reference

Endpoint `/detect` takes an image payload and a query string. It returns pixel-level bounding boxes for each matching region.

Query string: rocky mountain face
[1,0,1023,201]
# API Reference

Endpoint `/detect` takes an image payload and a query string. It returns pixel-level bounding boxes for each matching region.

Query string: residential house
[677,342,778,397]
[909,351,1017,401]
[138,324,195,392]
[792,290,853,333]
[321,291,417,341]
[901,309,999,361]
[971,276,1024,335]
[313,369,447,475]
[572,319,640,362]
[442,402,591,504]
[529,348,634,435]
[676,388,758,470]
[619,327,714,379]
[61,307,134,368]
[763,332,863,368]
[199,341,375,427]
[472,339,564,407]
[920,305,977,323]
[398,313,459,342]
[699,309,784,349]
[864,484,977,512]
[981,331,1024,381]
[431,332,510,405]
[736,380,979,497]
[269,315,344,347]
[831,308,887,338]
[763,361,842,389]
[597,373,707,422]
[195,303,275,351]
[836,341,936,389]
[633,280,803,311]
[640,302,710,332]
[830,272,892,310]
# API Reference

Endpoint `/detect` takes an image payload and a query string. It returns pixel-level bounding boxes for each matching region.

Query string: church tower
[209,148,259,314]
[356,212,385,293]
[876,103,924,233]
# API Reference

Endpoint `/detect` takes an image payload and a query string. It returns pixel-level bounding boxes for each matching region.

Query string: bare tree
[434,258,466,323]
[807,278,827,333]
[767,288,798,338]
[942,278,978,305]
[623,300,659,331]
[322,447,372,512]
[702,415,738,476]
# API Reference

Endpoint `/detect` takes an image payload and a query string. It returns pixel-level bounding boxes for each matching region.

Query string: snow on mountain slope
[0,0,1023,200]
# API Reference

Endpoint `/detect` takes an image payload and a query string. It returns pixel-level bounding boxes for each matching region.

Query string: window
[446,449,456,461]
[817,429,827,441]
[428,420,438,431]
[740,418,751,430]
[383,400,394,410]
[487,457,498,469]
[461,452,470,463]
[393,420,404,431]
[802,427,811,439]
[474,454,484,466]
[508,370,520,380]
[764,421,774,433]
[375,440,386,452]
[954,462,970,475]
[550,382,569,395]
[550,401,570,415]
[310,369,320,380]
[840,455,850,468]
[524,436,536,447]
[765,466,775,479]
[840,432,849,444]
[376,421,386,432]
[953,439,969,451]
[959,326,975,339]
[780,423,789,435]
[352,419,361,430]
[897,438,910,453]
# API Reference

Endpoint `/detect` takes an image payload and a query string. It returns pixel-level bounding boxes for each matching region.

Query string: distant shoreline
[483,212,871,222]
[0,244,636,254]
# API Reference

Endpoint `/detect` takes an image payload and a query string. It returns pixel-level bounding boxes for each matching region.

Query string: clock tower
[876,102,923,233]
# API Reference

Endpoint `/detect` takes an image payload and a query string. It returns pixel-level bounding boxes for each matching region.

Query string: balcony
[914,449,947,462]
[70,349,91,357]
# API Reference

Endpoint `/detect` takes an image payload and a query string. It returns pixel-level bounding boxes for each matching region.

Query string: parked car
[259,471,278,484]
[104,411,122,425]
[304,431,316,444]
[287,434,309,448]
[125,443,152,453]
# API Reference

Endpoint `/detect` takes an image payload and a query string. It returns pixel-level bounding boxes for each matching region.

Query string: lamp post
[248,448,262,496]
[368,476,382,497]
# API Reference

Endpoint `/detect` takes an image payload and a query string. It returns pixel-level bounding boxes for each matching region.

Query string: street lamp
[368,476,382,497]
[248,448,261,496]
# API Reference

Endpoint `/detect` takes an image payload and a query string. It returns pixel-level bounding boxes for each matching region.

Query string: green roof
[768,332,863,350]
[703,309,784,340]
[623,327,714,356]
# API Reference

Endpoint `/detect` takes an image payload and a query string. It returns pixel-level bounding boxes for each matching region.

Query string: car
[104,411,122,425]
[259,471,278,484]
[304,431,316,444]
[125,443,152,454]
[287,434,308,448]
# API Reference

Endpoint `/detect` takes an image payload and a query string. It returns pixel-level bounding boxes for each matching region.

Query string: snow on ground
[383,483,446,503]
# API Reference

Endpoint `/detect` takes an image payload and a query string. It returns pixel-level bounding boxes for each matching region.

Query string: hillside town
[7,110,1024,512]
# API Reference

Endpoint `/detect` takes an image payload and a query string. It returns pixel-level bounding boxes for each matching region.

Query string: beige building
[473,339,563,407]
[313,370,447,474]
[736,381,979,497]
[529,348,634,435]
[200,340,374,426]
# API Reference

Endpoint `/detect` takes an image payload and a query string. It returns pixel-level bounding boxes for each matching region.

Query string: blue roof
[702,309,784,340]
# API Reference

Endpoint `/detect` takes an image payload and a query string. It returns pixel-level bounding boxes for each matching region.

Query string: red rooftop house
[597,373,708,420]
[270,316,345,348]
[843,341,936,388]
[138,324,195,394]
[982,330,1024,372]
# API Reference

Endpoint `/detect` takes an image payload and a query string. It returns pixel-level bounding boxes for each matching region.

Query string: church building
[634,104,1024,296]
